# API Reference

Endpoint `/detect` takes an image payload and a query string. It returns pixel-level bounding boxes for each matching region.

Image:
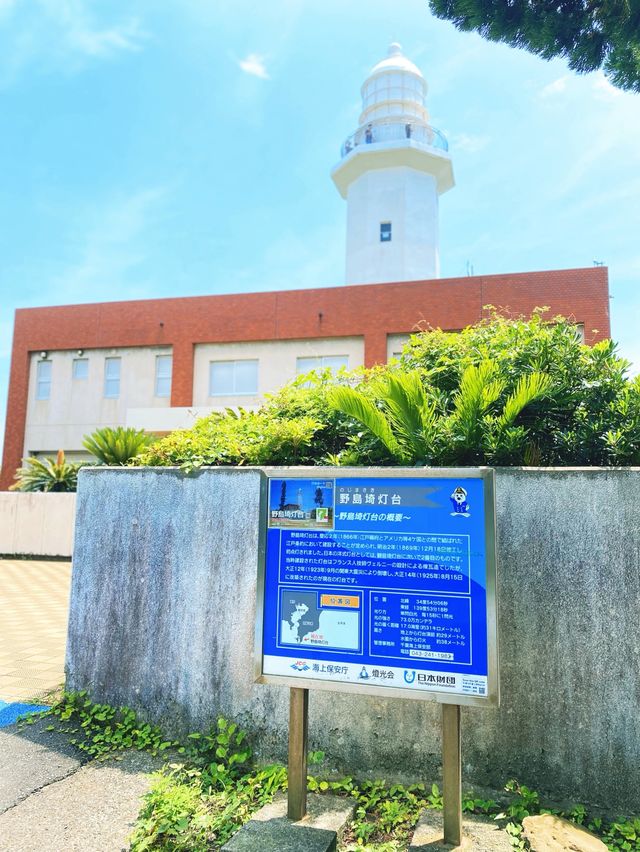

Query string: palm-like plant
[443,363,552,463]
[82,426,155,465]
[10,450,81,492]
[329,371,437,464]
[328,364,551,465]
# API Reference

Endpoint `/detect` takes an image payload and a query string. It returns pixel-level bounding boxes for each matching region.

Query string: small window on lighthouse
[380,222,392,242]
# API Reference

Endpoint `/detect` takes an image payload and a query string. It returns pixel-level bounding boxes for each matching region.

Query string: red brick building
[0,266,610,490]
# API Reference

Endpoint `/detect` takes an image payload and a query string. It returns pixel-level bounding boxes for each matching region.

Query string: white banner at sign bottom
[263,654,488,698]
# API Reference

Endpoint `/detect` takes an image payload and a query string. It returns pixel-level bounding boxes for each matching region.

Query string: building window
[72,358,89,380]
[380,222,392,242]
[155,355,172,397]
[104,357,121,398]
[36,360,51,400]
[296,355,349,374]
[209,359,258,396]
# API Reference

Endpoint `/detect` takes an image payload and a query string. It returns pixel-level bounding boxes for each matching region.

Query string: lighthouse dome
[359,42,429,126]
[368,42,425,79]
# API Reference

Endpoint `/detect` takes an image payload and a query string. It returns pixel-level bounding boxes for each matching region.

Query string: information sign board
[255,468,498,706]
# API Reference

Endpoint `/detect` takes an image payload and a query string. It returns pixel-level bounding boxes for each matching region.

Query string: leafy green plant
[139,406,325,472]
[82,426,156,465]
[138,313,640,471]
[23,690,174,758]
[329,371,437,464]
[184,718,252,788]
[10,449,82,492]
[601,817,640,850]
[130,762,288,851]
[328,363,551,466]
[401,311,640,466]
[428,0,640,94]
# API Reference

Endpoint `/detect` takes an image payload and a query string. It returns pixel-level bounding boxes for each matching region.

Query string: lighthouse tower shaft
[331,44,454,285]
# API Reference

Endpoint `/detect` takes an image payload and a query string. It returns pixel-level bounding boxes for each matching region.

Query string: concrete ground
[0,718,162,851]
[0,559,71,703]
[0,560,162,851]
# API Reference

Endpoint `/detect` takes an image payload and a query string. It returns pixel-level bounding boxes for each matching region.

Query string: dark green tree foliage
[428,0,640,92]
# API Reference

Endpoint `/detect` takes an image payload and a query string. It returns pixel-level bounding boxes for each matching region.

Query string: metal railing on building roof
[341,120,448,158]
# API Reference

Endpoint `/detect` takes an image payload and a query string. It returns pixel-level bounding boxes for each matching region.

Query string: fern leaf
[328,386,405,461]
[498,372,552,428]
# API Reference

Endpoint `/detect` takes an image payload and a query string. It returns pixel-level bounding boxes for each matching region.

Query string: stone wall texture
[67,466,640,812]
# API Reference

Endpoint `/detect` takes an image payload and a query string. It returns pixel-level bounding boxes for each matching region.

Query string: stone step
[522,814,607,851]
[222,792,355,852]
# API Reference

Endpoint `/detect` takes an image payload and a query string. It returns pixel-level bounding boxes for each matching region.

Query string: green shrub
[10,450,82,492]
[139,314,640,470]
[139,370,365,470]
[329,363,551,466]
[400,310,640,466]
[83,426,156,465]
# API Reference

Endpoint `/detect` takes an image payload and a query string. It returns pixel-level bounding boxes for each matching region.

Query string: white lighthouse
[331,43,454,285]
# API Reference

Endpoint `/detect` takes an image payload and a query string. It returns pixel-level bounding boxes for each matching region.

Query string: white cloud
[0,0,147,83]
[40,0,146,58]
[238,53,269,80]
[64,16,145,59]
[539,75,569,98]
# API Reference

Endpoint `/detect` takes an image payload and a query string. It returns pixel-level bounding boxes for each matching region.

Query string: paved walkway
[0,559,72,703]
[0,719,162,851]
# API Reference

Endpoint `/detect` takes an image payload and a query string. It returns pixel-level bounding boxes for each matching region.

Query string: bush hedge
[139,312,640,470]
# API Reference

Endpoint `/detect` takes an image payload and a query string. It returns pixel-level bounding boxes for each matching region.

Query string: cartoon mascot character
[450,486,470,515]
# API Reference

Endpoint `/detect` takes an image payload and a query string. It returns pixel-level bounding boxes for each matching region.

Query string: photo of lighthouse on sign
[268,478,334,529]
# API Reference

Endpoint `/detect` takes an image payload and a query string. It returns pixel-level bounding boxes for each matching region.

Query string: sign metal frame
[254,466,499,708]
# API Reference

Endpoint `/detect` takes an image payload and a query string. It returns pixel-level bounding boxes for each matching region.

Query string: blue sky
[0,0,639,460]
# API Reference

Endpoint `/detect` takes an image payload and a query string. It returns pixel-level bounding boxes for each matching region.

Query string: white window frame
[209,359,258,396]
[104,357,121,399]
[36,360,52,400]
[296,355,349,375]
[72,358,89,380]
[155,354,172,398]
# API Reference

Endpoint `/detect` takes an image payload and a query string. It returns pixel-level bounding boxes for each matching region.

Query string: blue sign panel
[258,470,498,704]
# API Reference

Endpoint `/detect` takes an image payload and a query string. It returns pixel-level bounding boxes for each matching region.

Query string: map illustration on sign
[258,470,498,705]
[279,589,361,651]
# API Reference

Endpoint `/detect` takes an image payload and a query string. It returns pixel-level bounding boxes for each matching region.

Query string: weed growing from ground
[20,693,640,851]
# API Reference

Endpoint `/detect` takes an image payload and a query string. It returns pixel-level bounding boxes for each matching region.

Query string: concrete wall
[24,346,173,456]
[67,467,640,812]
[0,492,76,557]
